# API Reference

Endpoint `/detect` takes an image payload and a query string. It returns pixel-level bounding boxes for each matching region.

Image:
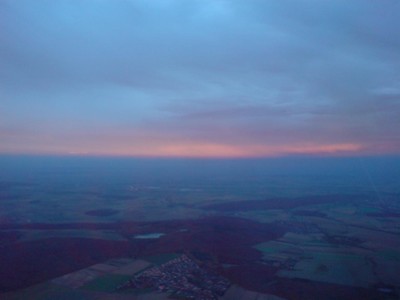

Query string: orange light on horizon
[35,141,366,158]
[0,132,379,158]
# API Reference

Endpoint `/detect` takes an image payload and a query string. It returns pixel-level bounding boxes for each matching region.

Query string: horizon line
[1,152,399,160]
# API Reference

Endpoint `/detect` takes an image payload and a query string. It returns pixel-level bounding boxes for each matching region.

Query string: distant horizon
[1,152,400,160]
[0,145,396,158]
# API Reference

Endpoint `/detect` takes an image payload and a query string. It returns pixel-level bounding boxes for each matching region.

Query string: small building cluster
[117,254,230,299]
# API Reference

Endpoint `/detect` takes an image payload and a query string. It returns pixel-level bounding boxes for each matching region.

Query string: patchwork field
[1,178,400,299]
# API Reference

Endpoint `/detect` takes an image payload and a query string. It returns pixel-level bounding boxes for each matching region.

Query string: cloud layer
[1,0,400,157]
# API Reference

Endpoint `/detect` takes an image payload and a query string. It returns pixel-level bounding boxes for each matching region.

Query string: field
[1,157,400,299]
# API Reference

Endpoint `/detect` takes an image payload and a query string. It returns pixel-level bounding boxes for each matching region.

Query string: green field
[278,252,375,288]
[80,274,131,292]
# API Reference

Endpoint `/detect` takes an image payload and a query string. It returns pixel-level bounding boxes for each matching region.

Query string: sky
[1,0,400,158]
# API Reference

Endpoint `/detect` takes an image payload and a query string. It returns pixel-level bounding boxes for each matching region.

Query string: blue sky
[1,0,400,157]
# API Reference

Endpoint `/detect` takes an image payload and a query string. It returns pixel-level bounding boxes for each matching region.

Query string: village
[117,254,231,299]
